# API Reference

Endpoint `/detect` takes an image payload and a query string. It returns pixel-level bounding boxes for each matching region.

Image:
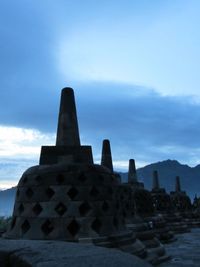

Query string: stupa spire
[101,139,113,172]
[128,159,138,183]
[152,170,160,190]
[175,176,181,192]
[56,87,80,146]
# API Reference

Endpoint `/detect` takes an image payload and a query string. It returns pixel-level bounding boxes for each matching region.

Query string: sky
[1,0,200,188]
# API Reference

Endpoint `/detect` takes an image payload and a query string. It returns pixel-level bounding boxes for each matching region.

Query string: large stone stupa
[5,87,146,258]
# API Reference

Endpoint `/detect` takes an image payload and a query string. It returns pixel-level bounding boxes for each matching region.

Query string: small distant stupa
[151,170,172,212]
[170,176,192,212]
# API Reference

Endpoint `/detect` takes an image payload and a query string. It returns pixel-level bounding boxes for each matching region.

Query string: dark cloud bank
[1,79,200,166]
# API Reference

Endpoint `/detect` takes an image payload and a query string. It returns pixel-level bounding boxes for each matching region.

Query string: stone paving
[160,228,200,267]
[0,239,151,267]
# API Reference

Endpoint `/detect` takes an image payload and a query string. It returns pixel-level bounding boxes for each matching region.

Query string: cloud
[1,78,200,165]
[0,81,200,186]
[0,126,54,158]
[0,160,33,188]
[1,80,200,162]
[0,0,63,132]
[74,82,200,168]
[0,126,54,187]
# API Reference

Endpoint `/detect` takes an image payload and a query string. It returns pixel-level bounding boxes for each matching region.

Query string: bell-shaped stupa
[151,170,172,212]
[170,176,192,213]
[5,88,145,257]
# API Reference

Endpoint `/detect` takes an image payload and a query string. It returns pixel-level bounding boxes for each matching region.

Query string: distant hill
[0,159,199,216]
[120,159,200,199]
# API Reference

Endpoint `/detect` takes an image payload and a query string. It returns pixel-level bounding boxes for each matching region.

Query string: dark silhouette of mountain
[0,159,199,216]
[0,187,16,217]
[120,159,200,200]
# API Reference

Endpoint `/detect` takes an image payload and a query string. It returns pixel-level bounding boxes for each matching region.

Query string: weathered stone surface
[159,228,200,267]
[0,239,151,267]
[39,145,93,165]
[5,163,128,241]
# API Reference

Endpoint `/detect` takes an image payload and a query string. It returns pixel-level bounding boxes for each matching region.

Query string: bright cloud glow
[0,125,55,158]
[0,180,17,190]
[0,125,55,188]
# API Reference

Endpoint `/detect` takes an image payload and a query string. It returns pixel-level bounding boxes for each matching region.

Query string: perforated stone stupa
[151,170,172,213]
[5,88,142,256]
[120,160,169,264]
[149,170,175,243]
[127,159,154,216]
[170,176,192,212]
